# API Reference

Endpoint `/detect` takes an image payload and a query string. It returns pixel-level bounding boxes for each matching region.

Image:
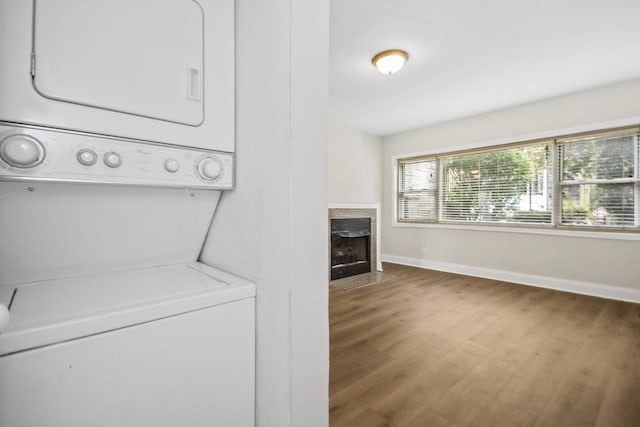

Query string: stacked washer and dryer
[0,1,255,426]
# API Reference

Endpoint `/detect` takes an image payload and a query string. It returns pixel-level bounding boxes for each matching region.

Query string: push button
[77,149,98,166]
[164,158,180,173]
[104,152,122,168]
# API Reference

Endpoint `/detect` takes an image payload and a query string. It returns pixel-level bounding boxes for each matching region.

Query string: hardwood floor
[329,263,640,427]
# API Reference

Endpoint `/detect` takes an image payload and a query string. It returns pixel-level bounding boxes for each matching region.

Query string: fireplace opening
[330,217,371,280]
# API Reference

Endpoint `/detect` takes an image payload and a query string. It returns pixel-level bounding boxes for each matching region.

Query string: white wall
[199,0,329,426]
[328,123,382,205]
[382,79,640,297]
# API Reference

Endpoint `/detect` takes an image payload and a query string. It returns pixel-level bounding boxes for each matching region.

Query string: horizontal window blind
[558,128,639,228]
[398,158,437,222]
[440,143,552,224]
[395,125,640,232]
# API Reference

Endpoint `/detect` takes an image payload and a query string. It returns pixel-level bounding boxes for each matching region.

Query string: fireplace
[330,217,371,280]
[328,206,378,281]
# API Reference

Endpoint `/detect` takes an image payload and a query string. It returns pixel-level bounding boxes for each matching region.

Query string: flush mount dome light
[371,49,409,75]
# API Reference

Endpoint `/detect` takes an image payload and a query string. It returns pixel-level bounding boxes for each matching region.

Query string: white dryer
[0,0,234,152]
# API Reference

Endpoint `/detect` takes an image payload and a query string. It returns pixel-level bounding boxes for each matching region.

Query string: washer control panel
[0,124,233,189]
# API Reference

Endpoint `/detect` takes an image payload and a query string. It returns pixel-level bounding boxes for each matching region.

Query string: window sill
[392,221,640,241]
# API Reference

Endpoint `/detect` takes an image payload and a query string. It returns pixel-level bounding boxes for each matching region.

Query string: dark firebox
[330,217,371,280]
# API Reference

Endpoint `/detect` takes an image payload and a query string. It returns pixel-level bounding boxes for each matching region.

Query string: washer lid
[0,262,255,356]
[32,0,204,126]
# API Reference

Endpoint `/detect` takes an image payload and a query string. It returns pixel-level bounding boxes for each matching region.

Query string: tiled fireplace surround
[328,205,380,281]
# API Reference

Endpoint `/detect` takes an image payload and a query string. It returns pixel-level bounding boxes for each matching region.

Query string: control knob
[196,156,223,181]
[0,134,45,168]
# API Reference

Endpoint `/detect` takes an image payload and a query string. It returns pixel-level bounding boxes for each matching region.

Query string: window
[396,126,640,232]
[440,143,551,224]
[398,158,437,222]
[558,129,638,228]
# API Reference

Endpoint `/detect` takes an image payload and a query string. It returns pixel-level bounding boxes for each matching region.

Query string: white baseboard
[381,254,640,303]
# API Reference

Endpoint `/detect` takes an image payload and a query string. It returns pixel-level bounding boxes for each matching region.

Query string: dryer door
[33,0,204,126]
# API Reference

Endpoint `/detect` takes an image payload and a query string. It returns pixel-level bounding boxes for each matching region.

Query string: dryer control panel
[0,123,233,189]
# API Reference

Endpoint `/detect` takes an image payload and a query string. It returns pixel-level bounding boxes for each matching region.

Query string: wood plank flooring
[329,263,640,427]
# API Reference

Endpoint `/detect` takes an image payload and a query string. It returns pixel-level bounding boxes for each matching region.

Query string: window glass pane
[399,191,436,221]
[561,134,635,181]
[561,183,635,227]
[400,160,437,191]
[440,144,552,224]
[398,159,437,221]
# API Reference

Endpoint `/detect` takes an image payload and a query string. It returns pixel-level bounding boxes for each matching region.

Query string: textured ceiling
[329,0,640,136]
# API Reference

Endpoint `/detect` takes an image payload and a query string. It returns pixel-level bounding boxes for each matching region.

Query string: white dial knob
[77,149,98,166]
[164,158,180,173]
[196,156,223,181]
[0,134,45,168]
[104,152,122,168]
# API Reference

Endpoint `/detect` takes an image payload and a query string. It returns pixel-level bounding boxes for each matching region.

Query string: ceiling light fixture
[371,49,409,75]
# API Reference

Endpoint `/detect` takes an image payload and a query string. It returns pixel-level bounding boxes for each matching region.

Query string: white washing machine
[0,263,255,427]
[0,126,255,425]
[0,139,256,426]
